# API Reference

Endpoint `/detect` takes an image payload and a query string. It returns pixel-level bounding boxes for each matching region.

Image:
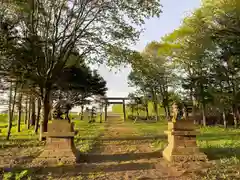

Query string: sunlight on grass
[128,120,167,136]
[130,120,240,179]
[0,115,104,152]
[73,119,105,153]
[112,102,165,117]
[197,126,240,161]
[0,122,41,149]
[130,121,240,161]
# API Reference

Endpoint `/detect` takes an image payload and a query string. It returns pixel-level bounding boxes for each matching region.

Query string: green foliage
[126,0,240,126]
[128,40,179,119]
[52,65,107,109]
[0,0,162,130]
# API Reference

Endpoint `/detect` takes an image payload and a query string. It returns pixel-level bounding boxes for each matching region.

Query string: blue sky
[99,0,201,98]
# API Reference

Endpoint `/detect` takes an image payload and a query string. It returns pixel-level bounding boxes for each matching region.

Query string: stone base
[34,137,80,165]
[34,120,80,165]
[163,121,208,162]
[163,145,207,162]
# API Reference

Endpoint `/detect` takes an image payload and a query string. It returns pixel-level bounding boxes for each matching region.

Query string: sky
[99,0,201,98]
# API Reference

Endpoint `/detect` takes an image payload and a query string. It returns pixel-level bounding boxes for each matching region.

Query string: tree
[6,79,19,140]
[0,0,162,134]
[52,65,107,111]
[128,41,176,120]
[156,0,240,127]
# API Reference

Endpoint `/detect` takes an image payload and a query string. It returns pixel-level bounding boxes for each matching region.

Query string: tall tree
[0,0,162,134]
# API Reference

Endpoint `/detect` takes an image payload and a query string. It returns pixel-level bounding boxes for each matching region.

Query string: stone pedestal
[34,120,79,164]
[163,120,207,162]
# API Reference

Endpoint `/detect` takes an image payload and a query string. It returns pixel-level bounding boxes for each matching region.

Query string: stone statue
[53,100,73,121]
[171,102,183,122]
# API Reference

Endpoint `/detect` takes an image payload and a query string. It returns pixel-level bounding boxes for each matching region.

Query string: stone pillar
[34,119,79,165]
[163,120,207,162]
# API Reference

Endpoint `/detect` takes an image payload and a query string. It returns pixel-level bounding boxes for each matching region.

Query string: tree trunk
[100,104,103,123]
[31,96,36,125]
[100,113,102,123]
[17,93,23,132]
[167,105,170,120]
[104,103,108,121]
[190,88,197,124]
[6,81,13,140]
[137,104,139,118]
[163,106,168,119]
[233,112,238,128]
[25,97,28,125]
[27,96,31,129]
[41,89,51,141]
[6,81,18,140]
[153,102,159,121]
[236,109,240,124]
[145,103,149,120]
[48,95,53,120]
[163,93,170,120]
[35,98,41,134]
[202,103,206,126]
[80,105,84,120]
[222,110,227,128]
[232,105,238,128]
[152,89,159,121]
[123,99,126,122]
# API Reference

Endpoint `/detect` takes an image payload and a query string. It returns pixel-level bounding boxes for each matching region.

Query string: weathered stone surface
[163,120,207,162]
[34,120,80,165]
[168,120,196,131]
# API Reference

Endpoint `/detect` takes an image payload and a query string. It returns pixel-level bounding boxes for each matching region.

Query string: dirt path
[79,118,193,180]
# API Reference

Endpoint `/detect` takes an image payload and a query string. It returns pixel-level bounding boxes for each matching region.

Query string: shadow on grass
[80,151,162,163]
[0,139,44,149]
[132,121,163,124]
[0,152,42,171]
[201,147,240,160]
[0,123,17,129]
[0,125,7,129]
[4,162,155,179]
[75,135,166,141]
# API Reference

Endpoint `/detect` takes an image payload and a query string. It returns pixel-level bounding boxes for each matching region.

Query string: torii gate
[101,97,129,121]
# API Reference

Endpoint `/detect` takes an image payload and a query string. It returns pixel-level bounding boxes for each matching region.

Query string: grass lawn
[0,117,105,151]
[74,119,105,153]
[129,119,240,179]
[112,102,166,120]
[0,114,105,180]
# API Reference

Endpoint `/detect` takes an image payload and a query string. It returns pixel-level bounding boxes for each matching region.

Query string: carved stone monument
[163,102,207,162]
[34,101,79,164]
[34,119,79,164]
